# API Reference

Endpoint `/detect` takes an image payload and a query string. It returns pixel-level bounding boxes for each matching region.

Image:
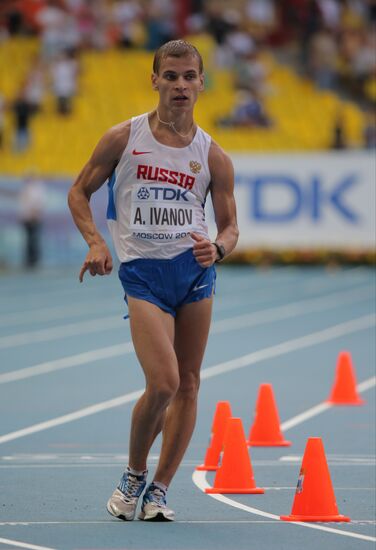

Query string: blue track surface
[0,265,375,550]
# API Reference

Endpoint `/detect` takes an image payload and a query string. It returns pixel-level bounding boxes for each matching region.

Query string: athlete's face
[152,55,204,112]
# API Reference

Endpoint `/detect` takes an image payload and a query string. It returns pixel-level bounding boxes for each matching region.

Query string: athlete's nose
[174,76,187,91]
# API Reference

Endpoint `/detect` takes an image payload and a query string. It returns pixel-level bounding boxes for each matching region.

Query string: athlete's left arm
[192,140,238,267]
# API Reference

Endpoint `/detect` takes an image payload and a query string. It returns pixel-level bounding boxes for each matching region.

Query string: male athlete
[68,40,238,521]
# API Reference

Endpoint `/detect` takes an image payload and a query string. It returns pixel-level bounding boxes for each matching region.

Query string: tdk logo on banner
[137,186,190,201]
[240,174,359,223]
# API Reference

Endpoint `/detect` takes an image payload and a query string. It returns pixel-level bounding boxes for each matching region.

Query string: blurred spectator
[36,0,68,59]
[353,30,376,82]
[279,0,323,68]
[341,0,367,28]
[233,48,269,95]
[267,0,376,104]
[2,3,24,35]
[205,2,234,55]
[246,0,277,28]
[342,27,375,100]
[112,0,144,49]
[12,89,34,152]
[0,0,46,35]
[18,172,47,268]
[337,25,373,100]
[0,0,374,157]
[74,0,96,47]
[144,0,177,51]
[24,56,46,114]
[300,0,324,69]
[317,0,341,30]
[217,90,272,128]
[213,8,245,66]
[62,0,111,50]
[245,0,277,41]
[50,49,79,115]
[79,0,110,49]
[308,27,338,90]
[62,11,82,52]
[330,110,348,150]
[225,20,255,60]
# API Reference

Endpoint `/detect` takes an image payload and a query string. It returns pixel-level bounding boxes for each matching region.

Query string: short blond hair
[153,40,203,75]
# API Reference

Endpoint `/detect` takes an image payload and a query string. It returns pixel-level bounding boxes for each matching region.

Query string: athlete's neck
[153,108,195,139]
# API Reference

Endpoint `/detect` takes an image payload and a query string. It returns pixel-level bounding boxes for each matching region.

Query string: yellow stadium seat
[0,39,367,176]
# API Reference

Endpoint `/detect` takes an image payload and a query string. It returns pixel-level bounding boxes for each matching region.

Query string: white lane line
[357,377,376,392]
[1,519,373,526]
[0,282,372,351]
[0,286,372,382]
[192,368,376,543]
[0,301,119,328]
[0,343,134,384]
[218,266,366,295]
[280,376,376,432]
[258,487,376,491]
[3,282,278,323]
[0,390,143,445]
[4,520,373,525]
[279,456,376,465]
[0,266,296,310]
[201,314,375,381]
[0,316,123,350]
[0,314,374,444]
[211,285,372,334]
[192,472,376,543]
[0,285,99,308]
[0,455,374,467]
[0,461,376,474]
[302,267,369,292]
[0,266,365,326]
[0,266,294,304]
[0,520,282,525]
[0,538,55,550]
[281,403,332,431]
[0,266,367,311]
[0,281,289,328]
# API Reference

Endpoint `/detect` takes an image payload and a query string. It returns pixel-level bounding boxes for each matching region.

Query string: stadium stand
[0,37,366,175]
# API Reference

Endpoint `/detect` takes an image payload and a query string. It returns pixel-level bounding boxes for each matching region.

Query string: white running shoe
[138,483,175,522]
[107,469,147,521]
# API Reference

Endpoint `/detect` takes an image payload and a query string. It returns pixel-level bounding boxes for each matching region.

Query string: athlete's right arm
[68,121,130,282]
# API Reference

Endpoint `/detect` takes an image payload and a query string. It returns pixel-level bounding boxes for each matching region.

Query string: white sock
[152,480,168,493]
[127,466,147,477]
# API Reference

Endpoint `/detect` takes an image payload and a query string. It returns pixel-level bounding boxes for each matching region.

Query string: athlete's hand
[79,242,113,282]
[190,232,217,267]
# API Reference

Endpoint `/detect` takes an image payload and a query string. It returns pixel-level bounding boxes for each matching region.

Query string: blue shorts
[118,248,216,317]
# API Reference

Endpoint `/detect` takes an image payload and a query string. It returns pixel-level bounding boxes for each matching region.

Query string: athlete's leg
[153,297,213,486]
[127,296,178,472]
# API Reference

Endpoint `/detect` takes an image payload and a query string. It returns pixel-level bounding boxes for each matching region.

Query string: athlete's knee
[146,375,180,406]
[177,370,200,399]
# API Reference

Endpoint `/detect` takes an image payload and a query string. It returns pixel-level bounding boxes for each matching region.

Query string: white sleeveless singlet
[107,113,212,262]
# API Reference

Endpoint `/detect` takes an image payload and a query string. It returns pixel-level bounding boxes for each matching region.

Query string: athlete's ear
[151,73,158,91]
[199,73,205,92]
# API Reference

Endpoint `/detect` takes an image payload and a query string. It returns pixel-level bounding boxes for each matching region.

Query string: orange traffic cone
[205,417,264,494]
[247,383,291,447]
[327,351,365,405]
[196,401,232,471]
[280,437,350,522]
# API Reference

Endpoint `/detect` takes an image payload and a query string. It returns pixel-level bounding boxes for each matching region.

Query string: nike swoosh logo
[132,149,152,155]
[193,284,208,292]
